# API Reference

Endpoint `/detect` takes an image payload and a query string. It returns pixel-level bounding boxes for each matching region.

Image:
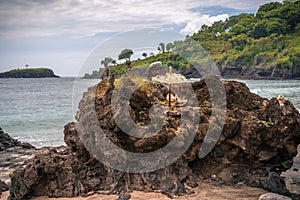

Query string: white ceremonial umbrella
[152,66,187,107]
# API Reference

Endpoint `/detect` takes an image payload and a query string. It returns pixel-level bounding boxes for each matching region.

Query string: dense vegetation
[88,0,300,79]
[189,0,300,74]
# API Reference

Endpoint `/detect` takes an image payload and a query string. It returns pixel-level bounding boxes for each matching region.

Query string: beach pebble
[86,191,96,196]
[117,193,131,200]
[210,174,217,180]
[259,193,291,200]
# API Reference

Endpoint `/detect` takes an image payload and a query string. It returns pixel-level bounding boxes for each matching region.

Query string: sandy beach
[1,184,268,200]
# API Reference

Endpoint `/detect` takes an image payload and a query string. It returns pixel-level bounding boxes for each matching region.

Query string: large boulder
[259,192,292,200]
[147,61,166,80]
[8,75,300,200]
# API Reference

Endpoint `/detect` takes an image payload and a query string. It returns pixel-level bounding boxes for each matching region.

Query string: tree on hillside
[118,49,134,61]
[252,21,268,39]
[277,1,300,29]
[230,24,248,36]
[257,2,282,14]
[229,34,249,50]
[200,24,209,31]
[142,52,148,58]
[211,20,226,34]
[166,43,175,52]
[256,1,299,30]
[157,46,162,53]
[118,49,134,71]
[225,13,254,29]
[159,42,165,53]
[283,0,298,3]
[101,57,114,68]
[265,18,289,35]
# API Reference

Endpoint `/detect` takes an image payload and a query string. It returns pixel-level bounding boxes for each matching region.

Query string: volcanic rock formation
[8,75,300,200]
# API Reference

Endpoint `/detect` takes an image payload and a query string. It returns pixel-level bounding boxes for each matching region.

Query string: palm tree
[100,57,114,68]
[159,42,165,53]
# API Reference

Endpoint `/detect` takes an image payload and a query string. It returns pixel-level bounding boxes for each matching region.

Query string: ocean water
[0,78,99,147]
[0,78,299,147]
[240,79,300,113]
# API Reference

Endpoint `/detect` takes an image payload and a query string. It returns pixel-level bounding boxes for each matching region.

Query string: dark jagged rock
[182,67,202,79]
[182,65,300,80]
[0,128,20,151]
[0,179,9,195]
[221,67,300,80]
[0,128,36,195]
[0,128,34,151]
[8,75,300,200]
[0,146,37,184]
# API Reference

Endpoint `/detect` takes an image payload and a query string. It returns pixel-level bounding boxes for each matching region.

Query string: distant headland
[0,68,59,78]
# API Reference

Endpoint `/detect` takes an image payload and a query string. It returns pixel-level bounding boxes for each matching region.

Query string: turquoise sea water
[0,78,299,147]
[0,78,99,147]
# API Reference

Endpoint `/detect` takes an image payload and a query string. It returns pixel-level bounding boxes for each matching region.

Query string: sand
[1,184,268,200]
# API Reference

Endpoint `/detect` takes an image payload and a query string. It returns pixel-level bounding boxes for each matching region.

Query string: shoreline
[1,78,300,199]
[1,184,269,200]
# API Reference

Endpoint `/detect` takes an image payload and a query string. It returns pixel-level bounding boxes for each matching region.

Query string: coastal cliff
[181,66,300,80]
[0,68,59,78]
[6,75,300,200]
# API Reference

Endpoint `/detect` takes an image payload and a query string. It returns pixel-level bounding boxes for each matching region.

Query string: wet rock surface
[0,128,34,151]
[0,179,9,196]
[282,146,300,195]
[7,75,300,200]
[0,146,36,183]
[0,127,36,194]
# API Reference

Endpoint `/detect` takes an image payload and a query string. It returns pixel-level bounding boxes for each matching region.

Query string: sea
[0,78,299,148]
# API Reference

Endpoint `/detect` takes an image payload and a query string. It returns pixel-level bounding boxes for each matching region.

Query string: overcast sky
[0,0,281,76]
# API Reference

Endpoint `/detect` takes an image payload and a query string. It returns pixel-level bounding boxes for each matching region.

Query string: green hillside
[189,0,300,78]
[91,0,300,79]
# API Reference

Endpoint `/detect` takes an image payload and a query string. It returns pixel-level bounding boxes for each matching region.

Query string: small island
[0,68,60,78]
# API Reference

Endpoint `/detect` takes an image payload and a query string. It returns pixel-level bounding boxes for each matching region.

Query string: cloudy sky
[0,0,281,76]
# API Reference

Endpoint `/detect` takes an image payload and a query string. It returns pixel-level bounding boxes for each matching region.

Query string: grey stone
[259,192,291,200]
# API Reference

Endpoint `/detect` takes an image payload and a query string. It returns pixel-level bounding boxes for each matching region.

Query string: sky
[0,0,282,77]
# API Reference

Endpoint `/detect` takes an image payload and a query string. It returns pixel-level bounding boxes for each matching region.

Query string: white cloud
[0,0,281,38]
[180,14,229,35]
